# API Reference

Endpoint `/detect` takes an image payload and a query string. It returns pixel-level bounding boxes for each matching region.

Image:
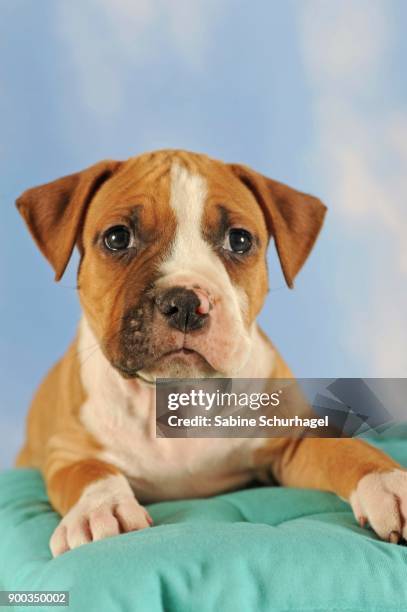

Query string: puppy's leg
[47,458,152,557]
[255,438,407,543]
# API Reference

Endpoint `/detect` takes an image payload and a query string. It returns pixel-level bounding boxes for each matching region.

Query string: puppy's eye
[224,228,252,254]
[103,226,132,251]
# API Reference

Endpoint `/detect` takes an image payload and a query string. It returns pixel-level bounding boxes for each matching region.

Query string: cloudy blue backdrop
[1,1,406,466]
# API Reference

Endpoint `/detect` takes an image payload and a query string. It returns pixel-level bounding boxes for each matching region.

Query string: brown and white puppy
[16,149,407,557]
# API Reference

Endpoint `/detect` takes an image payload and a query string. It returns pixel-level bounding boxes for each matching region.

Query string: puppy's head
[16,150,326,379]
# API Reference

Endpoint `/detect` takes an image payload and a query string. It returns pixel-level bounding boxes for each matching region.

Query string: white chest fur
[77,317,273,503]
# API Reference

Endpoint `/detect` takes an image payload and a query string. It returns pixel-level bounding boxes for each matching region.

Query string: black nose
[155,287,208,332]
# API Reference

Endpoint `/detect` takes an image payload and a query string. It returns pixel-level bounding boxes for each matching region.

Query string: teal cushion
[1,436,407,612]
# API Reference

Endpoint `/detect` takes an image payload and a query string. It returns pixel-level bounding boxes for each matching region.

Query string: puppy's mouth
[114,346,214,380]
[146,346,213,372]
[159,347,202,359]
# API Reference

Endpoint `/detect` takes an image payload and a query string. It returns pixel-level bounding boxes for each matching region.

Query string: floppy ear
[16,160,122,281]
[229,164,327,288]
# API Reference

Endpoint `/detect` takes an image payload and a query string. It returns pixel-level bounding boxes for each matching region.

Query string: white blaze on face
[160,163,242,298]
[163,163,209,277]
[157,162,251,375]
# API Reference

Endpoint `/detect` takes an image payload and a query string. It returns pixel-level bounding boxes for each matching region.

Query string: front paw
[350,469,407,543]
[50,475,152,557]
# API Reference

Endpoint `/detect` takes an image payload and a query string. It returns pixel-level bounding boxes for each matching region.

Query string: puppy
[16,149,407,556]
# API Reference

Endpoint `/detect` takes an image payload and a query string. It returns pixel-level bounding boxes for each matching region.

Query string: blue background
[1,1,406,466]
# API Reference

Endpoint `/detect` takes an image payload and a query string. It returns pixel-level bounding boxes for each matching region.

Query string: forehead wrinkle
[113,155,172,198]
[136,163,171,186]
[97,162,172,221]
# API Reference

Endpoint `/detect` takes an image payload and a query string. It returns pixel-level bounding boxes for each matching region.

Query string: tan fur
[15,149,406,555]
